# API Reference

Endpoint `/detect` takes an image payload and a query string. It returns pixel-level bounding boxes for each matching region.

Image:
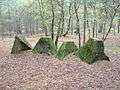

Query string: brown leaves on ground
[0,35,120,90]
[0,53,120,90]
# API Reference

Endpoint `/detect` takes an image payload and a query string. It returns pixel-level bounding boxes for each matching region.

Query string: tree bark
[56,0,65,36]
[103,4,120,41]
[63,3,72,37]
[118,18,120,33]
[86,11,91,39]
[74,0,81,47]
[37,0,48,36]
[55,18,62,46]
[50,0,55,41]
[83,0,87,44]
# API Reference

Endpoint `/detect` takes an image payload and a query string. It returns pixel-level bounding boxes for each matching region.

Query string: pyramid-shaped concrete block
[32,37,57,55]
[76,38,109,64]
[11,35,32,54]
[56,42,78,60]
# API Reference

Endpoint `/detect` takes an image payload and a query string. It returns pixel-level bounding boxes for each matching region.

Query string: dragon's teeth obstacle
[11,35,32,54]
[32,37,57,55]
[11,36,110,64]
[56,42,78,60]
[76,38,109,64]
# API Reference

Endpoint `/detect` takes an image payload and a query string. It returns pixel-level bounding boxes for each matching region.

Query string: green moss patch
[32,37,57,55]
[11,35,32,54]
[76,38,109,64]
[56,42,78,60]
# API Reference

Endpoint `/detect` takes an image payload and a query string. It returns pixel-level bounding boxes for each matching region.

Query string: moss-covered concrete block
[32,37,57,55]
[56,42,78,60]
[76,38,109,64]
[11,35,32,54]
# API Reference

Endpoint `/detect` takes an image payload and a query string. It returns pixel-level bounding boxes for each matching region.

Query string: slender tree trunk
[118,18,120,33]
[71,7,74,35]
[92,20,95,38]
[37,0,48,36]
[95,22,98,38]
[113,24,116,35]
[63,16,71,37]
[61,9,64,35]
[92,6,96,38]
[55,18,62,46]
[35,20,39,34]
[50,0,55,41]
[103,4,120,41]
[63,3,72,37]
[7,4,12,37]
[86,11,91,39]
[99,23,103,33]
[56,0,65,36]
[102,22,106,39]
[1,23,4,40]
[71,18,74,35]
[74,0,81,47]
[30,22,32,36]
[83,0,87,44]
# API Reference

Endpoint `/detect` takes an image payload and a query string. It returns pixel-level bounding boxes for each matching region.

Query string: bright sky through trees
[17,0,33,6]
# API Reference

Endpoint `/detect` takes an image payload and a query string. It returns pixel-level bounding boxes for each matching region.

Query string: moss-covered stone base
[56,42,78,60]
[76,38,109,64]
[32,37,57,55]
[11,35,32,54]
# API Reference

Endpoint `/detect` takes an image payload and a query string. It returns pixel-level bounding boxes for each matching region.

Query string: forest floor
[0,34,120,90]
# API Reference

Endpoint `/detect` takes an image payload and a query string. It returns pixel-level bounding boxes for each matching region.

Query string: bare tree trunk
[63,16,71,37]
[102,22,106,39]
[71,18,74,35]
[55,18,62,46]
[30,22,32,35]
[92,5,96,38]
[1,23,4,40]
[61,9,64,35]
[92,20,95,38]
[16,18,22,35]
[63,3,72,37]
[95,22,98,38]
[113,24,116,35]
[37,0,48,36]
[35,20,39,34]
[118,18,120,33]
[50,0,55,41]
[103,4,120,41]
[0,5,4,40]
[86,11,91,39]
[83,0,87,44]
[56,0,65,36]
[7,3,12,37]
[74,0,81,47]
